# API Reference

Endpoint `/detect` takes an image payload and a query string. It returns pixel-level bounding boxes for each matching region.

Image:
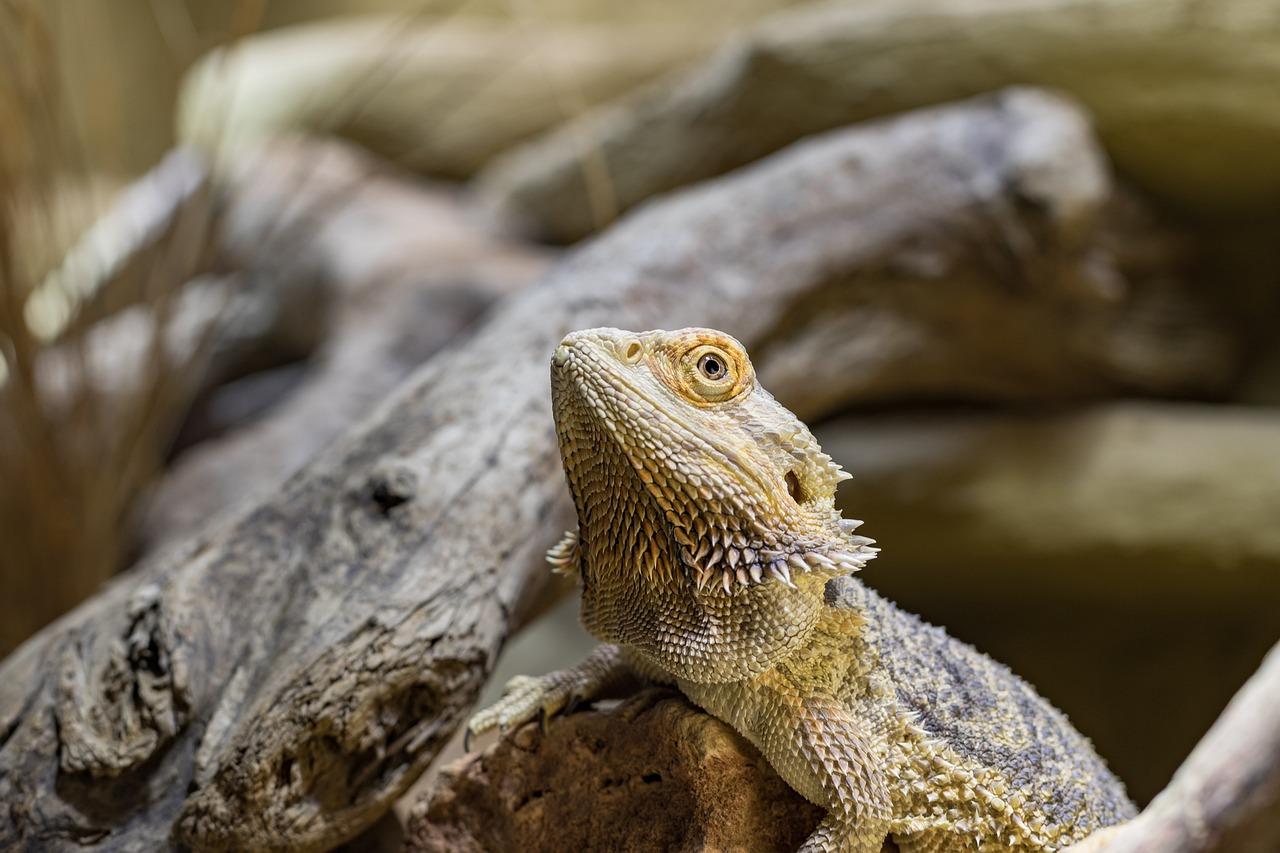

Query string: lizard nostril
[620,339,643,364]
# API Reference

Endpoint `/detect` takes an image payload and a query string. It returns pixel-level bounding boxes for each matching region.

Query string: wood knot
[368,463,418,515]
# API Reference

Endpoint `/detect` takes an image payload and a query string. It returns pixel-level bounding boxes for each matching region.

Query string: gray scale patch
[827,577,1136,831]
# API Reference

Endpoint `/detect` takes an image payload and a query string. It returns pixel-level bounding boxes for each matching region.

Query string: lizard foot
[465,644,629,750]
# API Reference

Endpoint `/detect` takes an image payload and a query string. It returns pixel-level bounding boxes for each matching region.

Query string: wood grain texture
[138,142,552,553]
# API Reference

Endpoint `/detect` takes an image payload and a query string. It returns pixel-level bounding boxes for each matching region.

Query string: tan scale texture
[471,328,1134,851]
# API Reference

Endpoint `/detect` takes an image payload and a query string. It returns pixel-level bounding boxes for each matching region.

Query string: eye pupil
[698,354,726,380]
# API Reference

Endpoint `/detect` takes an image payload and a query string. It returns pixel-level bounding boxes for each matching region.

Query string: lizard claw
[466,671,580,748]
[466,647,626,750]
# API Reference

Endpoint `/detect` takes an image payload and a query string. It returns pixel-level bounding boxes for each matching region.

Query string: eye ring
[678,340,752,405]
[697,352,728,381]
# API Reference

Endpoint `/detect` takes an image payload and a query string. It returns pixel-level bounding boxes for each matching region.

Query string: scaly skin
[469,328,1135,852]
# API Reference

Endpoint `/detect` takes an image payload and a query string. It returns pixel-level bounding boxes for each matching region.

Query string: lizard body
[469,328,1134,852]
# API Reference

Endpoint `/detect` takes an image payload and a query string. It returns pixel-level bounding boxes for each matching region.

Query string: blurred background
[2,0,1278,826]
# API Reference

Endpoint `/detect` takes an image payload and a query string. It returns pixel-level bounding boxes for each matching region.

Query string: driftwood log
[4,142,428,651]
[406,640,1280,852]
[177,15,720,182]
[477,0,1280,243]
[138,142,552,552]
[0,90,1235,850]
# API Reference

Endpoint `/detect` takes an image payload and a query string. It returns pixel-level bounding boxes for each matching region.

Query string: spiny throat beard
[555,381,681,589]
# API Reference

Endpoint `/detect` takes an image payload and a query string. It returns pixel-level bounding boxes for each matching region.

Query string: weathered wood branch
[177,15,721,180]
[21,148,212,339]
[0,90,1231,850]
[477,0,1280,243]
[137,143,552,553]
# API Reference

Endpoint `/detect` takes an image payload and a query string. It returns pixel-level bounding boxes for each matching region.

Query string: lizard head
[551,326,876,604]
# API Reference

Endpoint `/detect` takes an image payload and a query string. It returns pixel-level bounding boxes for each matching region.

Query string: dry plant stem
[0,154,221,652]
[0,90,1227,851]
[0,0,323,654]
[1064,641,1280,853]
[0,142,346,653]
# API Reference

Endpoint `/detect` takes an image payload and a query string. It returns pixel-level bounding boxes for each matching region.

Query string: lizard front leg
[466,643,638,747]
[787,691,893,853]
[684,673,892,853]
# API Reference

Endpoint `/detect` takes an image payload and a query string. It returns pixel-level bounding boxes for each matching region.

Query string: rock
[405,690,827,853]
[476,0,1280,242]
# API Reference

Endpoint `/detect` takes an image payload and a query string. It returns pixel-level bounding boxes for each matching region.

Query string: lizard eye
[681,342,748,404]
[697,353,727,381]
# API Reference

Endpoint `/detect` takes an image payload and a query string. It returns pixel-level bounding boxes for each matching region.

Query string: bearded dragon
[468,327,1134,852]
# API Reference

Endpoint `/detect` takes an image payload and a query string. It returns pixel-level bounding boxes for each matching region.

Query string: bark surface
[139,143,551,552]
[0,90,1231,851]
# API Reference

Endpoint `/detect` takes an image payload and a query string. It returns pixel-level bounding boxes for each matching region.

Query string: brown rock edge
[406,690,827,853]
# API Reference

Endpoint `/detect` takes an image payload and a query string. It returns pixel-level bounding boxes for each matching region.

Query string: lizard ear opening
[784,470,807,504]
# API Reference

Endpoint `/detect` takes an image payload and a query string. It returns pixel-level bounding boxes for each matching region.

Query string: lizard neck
[575,459,828,684]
